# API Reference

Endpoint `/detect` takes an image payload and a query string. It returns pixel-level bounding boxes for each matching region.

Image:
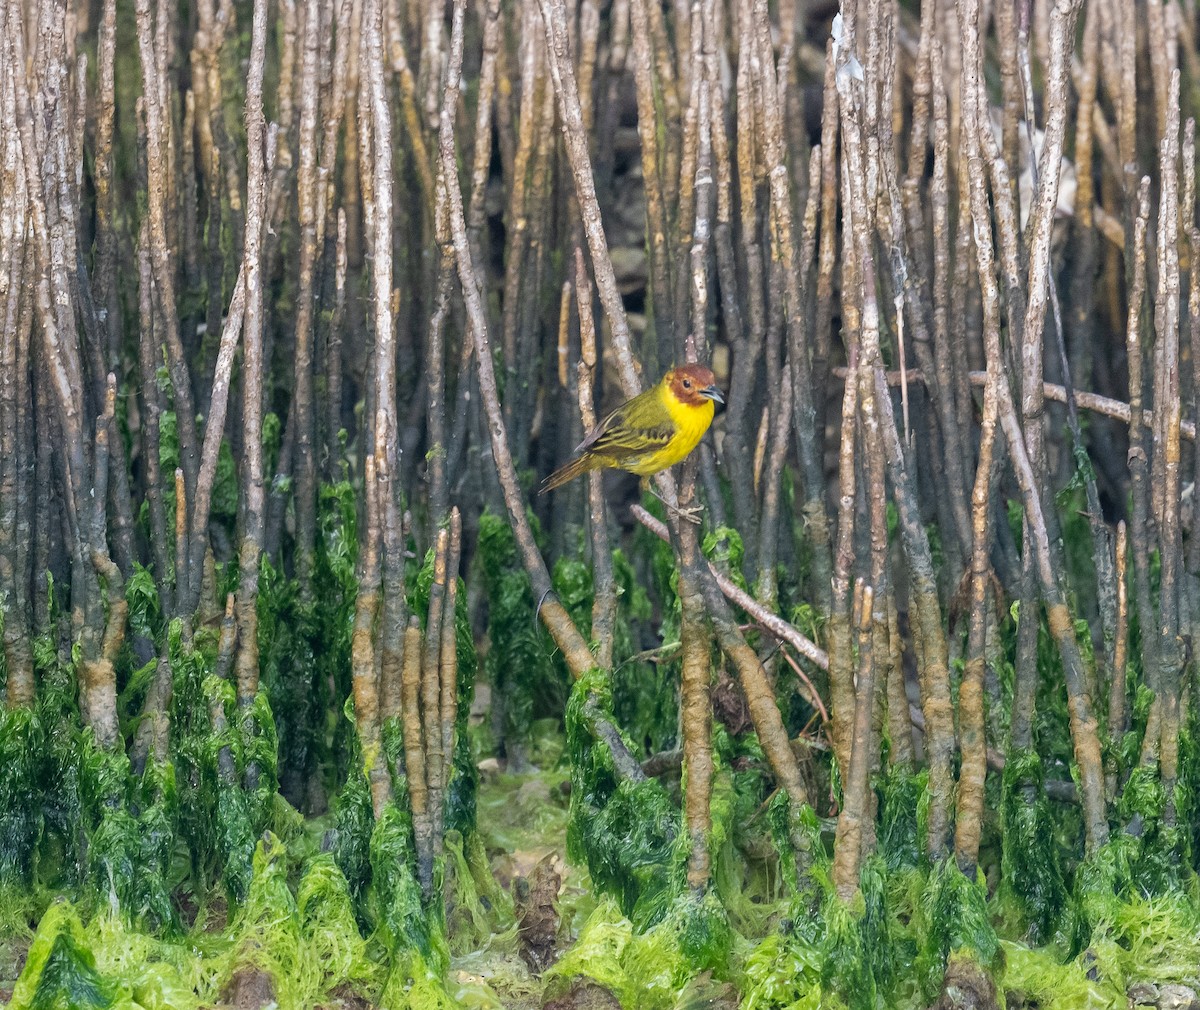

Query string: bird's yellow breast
[625,385,715,476]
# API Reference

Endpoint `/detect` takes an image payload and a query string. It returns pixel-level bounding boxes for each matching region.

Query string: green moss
[916,859,1000,997]
[877,768,926,871]
[478,511,565,749]
[0,707,42,885]
[997,749,1069,944]
[8,903,117,1010]
[542,894,731,1010]
[296,852,378,995]
[565,670,679,925]
[368,802,446,972]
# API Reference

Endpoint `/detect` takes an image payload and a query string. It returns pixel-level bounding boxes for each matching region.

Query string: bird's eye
[683,378,692,388]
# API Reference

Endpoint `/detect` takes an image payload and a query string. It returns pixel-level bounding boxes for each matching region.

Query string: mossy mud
[5,662,1200,1010]
[7,772,1200,1010]
[4,499,1200,1010]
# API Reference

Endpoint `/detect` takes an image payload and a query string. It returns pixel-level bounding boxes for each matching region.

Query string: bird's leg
[642,478,704,525]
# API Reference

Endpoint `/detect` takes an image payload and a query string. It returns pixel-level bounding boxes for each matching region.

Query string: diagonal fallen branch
[632,504,829,684]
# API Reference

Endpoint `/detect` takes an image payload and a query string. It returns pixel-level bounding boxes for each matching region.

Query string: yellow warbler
[541,364,724,493]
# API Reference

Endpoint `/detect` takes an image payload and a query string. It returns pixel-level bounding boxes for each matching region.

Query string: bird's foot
[647,485,704,525]
[670,503,704,525]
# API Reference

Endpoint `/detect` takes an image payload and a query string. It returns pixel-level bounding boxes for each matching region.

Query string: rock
[316,984,373,1009]
[515,852,563,973]
[1129,983,1159,1005]
[543,979,622,1010]
[1157,984,1200,1010]
[676,970,739,1010]
[929,958,999,1010]
[221,967,276,1010]
[515,777,551,811]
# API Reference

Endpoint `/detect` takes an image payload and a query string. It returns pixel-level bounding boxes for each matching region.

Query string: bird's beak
[701,385,725,405]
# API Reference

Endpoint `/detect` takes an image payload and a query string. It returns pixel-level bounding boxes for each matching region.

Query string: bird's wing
[577,400,674,461]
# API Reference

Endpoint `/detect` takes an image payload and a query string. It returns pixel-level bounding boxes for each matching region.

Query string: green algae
[258,557,323,807]
[0,707,42,886]
[297,851,376,987]
[876,768,926,872]
[540,894,732,1010]
[740,931,826,1010]
[5,833,388,1010]
[9,903,121,1010]
[606,549,673,757]
[564,670,679,926]
[369,802,446,971]
[997,749,1069,945]
[999,940,1122,1010]
[443,830,515,957]
[478,511,566,754]
[915,859,1000,996]
[737,861,902,1010]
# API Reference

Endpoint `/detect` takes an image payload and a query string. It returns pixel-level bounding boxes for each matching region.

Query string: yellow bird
[541,364,724,512]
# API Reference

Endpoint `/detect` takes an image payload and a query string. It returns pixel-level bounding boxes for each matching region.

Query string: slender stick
[751,0,830,613]
[1153,75,1184,813]
[679,551,714,892]
[356,463,392,818]
[575,250,616,671]
[187,268,247,613]
[537,0,641,394]
[828,336,860,777]
[832,584,875,900]
[289,0,323,599]
[844,367,1200,442]
[1106,520,1129,797]
[955,300,1000,875]
[417,528,449,895]
[233,0,270,709]
[632,506,829,675]
[400,613,428,849]
[1127,179,1159,760]
[438,508,463,809]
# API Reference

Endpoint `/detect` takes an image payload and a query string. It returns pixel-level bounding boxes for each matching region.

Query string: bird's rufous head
[665,364,724,406]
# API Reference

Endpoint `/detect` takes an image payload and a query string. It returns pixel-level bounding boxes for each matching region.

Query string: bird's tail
[540,455,596,493]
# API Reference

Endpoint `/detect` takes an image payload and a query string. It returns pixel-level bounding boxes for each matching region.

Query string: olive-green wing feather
[582,419,673,461]
[542,389,674,493]
[576,394,673,462]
